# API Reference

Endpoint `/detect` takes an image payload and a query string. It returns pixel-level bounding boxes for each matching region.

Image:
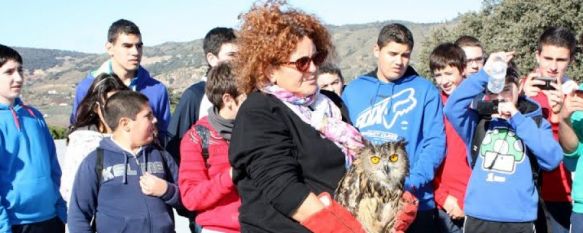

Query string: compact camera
[534,76,557,90]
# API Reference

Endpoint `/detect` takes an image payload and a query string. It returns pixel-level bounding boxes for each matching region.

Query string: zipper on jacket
[133,152,153,233]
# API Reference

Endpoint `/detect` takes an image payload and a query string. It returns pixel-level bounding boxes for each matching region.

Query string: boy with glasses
[455,35,485,77]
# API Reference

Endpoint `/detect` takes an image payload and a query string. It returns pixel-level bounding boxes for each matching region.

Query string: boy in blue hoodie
[0,44,66,233]
[68,91,180,233]
[70,19,171,143]
[444,52,562,233]
[342,23,445,233]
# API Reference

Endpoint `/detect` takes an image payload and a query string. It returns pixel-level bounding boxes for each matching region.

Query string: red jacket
[531,92,572,202]
[434,93,471,210]
[179,117,241,233]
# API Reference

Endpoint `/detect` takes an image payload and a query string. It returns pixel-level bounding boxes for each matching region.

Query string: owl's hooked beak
[384,164,391,174]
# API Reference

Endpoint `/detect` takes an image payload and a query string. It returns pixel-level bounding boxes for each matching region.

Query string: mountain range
[15,20,449,127]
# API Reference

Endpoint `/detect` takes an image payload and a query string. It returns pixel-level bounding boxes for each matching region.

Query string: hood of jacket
[0,98,39,131]
[516,96,542,118]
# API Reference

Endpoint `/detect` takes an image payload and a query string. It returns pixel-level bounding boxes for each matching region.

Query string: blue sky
[1,0,483,53]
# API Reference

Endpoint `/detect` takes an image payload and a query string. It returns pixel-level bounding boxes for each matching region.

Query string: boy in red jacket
[429,43,471,233]
[519,26,578,233]
[179,62,246,233]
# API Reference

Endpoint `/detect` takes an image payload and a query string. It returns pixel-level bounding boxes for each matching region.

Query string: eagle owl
[335,140,410,233]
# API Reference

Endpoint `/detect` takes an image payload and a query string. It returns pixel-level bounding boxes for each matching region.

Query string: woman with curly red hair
[228,2,388,232]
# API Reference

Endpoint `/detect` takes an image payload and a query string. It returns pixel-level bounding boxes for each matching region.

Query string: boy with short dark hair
[520,27,578,233]
[71,19,171,144]
[429,43,470,233]
[167,27,237,164]
[0,44,66,233]
[444,52,562,233]
[454,35,485,77]
[68,90,180,233]
[342,23,445,233]
[179,62,246,233]
[316,63,345,96]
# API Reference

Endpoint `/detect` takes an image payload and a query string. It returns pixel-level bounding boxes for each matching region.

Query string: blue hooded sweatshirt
[67,138,180,233]
[0,98,66,232]
[70,60,171,139]
[444,70,562,222]
[342,68,446,211]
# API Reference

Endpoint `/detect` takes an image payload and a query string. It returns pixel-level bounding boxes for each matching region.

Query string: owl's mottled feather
[335,140,409,233]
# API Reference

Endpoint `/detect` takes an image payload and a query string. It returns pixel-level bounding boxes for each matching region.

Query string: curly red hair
[235,1,333,94]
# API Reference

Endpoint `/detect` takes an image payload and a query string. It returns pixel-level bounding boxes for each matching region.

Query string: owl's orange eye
[370,156,381,164]
[389,154,398,162]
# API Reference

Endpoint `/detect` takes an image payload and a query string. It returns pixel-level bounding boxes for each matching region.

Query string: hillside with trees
[418,0,582,81]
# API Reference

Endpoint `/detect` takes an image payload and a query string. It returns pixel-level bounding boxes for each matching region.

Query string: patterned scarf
[261,84,364,168]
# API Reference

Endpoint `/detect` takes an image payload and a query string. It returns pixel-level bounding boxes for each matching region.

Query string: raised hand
[139,172,168,197]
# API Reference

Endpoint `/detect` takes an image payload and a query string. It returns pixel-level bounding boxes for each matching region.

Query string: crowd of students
[1,2,583,233]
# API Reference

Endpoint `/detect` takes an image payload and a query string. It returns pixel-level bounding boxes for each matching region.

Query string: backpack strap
[526,115,543,184]
[470,118,489,169]
[180,124,213,220]
[95,148,104,190]
[92,148,104,232]
[192,124,211,168]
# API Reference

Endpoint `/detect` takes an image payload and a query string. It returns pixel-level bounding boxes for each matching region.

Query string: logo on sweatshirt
[480,128,525,176]
[354,88,417,130]
[100,161,165,182]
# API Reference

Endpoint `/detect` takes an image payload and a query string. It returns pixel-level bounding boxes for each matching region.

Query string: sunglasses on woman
[282,51,327,73]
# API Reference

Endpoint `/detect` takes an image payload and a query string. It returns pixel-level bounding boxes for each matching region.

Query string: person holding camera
[520,27,579,233]
[444,51,562,233]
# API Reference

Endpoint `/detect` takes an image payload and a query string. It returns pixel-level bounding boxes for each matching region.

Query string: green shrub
[49,125,68,139]
[418,0,583,82]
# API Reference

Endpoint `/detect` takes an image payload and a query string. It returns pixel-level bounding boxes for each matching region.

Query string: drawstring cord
[143,149,147,173]
[121,146,148,184]
[9,105,36,131]
[9,107,20,130]
[123,154,128,184]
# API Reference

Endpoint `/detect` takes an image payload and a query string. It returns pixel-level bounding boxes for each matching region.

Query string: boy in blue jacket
[70,19,171,143]
[342,23,445,233]
[444,52,562,233]
[68,91,180,233]
[0,44,66,233]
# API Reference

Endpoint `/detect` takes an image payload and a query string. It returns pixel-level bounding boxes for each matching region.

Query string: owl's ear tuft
[396,138,408,148]
[362,139,373,148]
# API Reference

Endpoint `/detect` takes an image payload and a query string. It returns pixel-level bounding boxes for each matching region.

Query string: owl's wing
[334,165,361,213]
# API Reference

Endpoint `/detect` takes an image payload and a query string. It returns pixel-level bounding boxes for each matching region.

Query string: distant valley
[15,20,449,127]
